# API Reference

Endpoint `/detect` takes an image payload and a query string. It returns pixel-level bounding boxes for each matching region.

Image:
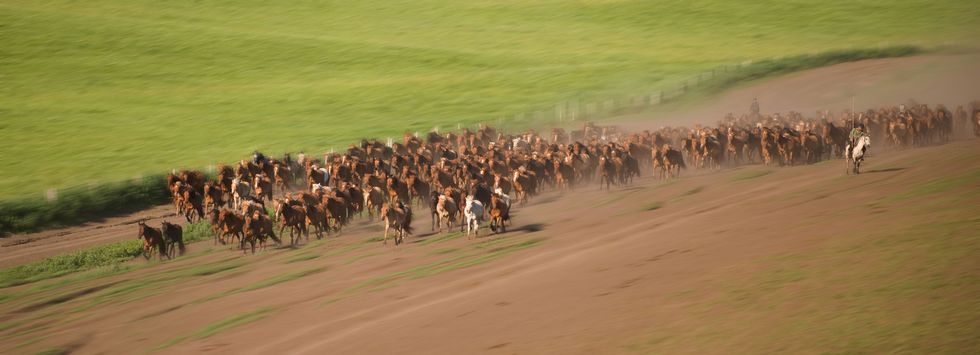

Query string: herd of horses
[139,101,980,259]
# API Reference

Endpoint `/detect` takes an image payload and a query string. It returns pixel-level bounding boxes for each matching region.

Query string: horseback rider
[847,123,867,158]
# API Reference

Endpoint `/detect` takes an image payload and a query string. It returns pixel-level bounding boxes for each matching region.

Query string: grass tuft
[642,202,663,211]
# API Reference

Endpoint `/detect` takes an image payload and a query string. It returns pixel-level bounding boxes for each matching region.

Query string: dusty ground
[4,53,978,268]
[1,54,979,354]
[1,139,977,354]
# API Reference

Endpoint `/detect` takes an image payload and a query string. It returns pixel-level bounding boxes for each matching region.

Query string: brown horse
[275,199,308,245]
[489,194,509,234]
[435,194,458,232]
[386,177,411,205]
[661,145,686,179]
[598,156,616,190]
[137,220,168,260]
[161,221,186,258]
[363,187,385,221]
[381,202,413,245]
[253,173,274,201]
[217,209,245,246]
[182,188,205,222]
[304,202,330,239]
[243,212,280,254]
[273,163,291,193]
[203,181,224,211]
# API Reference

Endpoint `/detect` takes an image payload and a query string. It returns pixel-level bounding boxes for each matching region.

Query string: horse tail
[177,237,186,255]
[403,208,414,235]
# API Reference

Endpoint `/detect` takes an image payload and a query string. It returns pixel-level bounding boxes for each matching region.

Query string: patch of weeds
[0,321,23,332]
[284,253,320,264]
[345,252,382,265]
[642,202,663,211]
[198,267,326,304]
[77,259,246,310]
[471,237,516,250]
[36,348,68,355]
[419,231,465,245]
[682,186,705,196]
[155,307,276,350]
[430,248,459,255]
[238,267,326,293]
[323,243,363,257]
[363,236,385,243]
[13,335,46,349]
[731,169,773,182]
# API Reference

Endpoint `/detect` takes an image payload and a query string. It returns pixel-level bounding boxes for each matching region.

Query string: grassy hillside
[2,0,978,197]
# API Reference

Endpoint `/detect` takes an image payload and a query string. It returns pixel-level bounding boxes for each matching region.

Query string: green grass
[0,175,170,235]
[197,267,325,304]
[0,220,216,288]
[238,267,326,293]
[155,307,276,350]
[344,252,382,265]
[283,253,320,264]
[362,236,385,243]
[419,231,465,245]
[2,0,978,200]
[35,348,67,355]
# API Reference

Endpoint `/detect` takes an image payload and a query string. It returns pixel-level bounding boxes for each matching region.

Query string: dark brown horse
[217,209,245,246]
[161,221,186,258]
[137,220,168,260]
[244,212,280,254]
[275,199,308,245]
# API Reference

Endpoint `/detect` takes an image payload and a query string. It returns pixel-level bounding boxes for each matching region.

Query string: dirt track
[1,54,979,354]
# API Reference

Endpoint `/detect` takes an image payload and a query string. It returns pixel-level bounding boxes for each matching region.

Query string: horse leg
[383,222,389,244]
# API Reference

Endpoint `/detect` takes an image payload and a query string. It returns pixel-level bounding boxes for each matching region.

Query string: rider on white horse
[847,124,867,159]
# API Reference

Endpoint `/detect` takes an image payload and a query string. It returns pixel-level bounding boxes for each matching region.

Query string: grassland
[2,0,979,198]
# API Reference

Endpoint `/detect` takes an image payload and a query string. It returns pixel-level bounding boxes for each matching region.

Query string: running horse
[845,135,871,174]
[137,220,169,260]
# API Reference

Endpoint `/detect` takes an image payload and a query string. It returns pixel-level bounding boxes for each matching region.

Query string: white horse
[464,196,484,238]
[845,135,871,174]
[231,177,251,210]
